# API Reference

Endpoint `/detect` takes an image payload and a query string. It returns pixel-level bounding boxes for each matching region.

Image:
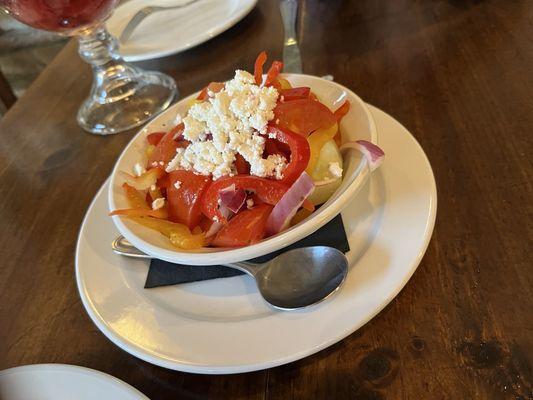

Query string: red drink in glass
[0,0,118,33]
[0,0,176,135]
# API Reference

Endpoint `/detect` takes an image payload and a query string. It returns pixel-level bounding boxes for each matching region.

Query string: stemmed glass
[0,0,177,135]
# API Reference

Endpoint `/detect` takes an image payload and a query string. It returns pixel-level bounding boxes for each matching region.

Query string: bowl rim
[108,74,378,265]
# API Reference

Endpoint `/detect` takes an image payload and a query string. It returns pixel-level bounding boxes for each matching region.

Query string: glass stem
[77,25,140,102]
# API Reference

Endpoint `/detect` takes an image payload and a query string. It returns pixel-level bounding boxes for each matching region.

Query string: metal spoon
[112,236,348,310]
[119,0,201,44]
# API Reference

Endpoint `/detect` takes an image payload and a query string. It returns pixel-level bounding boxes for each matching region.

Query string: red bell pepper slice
[235,153,250,174]
[266,125,310,185]
[254,51,267,85]
[196,82,225,101]
[147,132,165,146]
[334,100,351,122]
[202,176,289,222]
[265,61,283,88]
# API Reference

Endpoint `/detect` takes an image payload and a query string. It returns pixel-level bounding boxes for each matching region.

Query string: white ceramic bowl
[109,74,377,265]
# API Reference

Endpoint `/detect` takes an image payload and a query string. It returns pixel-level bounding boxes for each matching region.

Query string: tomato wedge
[266,125,310,185]
[254,51,267,85]
[273,98,336,137]
[147,123,184,167]
[202,176,289,222]
[166,170,211,229]
[211,204,273,247]
[280,87,310,101]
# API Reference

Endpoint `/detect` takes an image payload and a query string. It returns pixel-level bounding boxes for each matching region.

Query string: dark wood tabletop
[0,0,531,398]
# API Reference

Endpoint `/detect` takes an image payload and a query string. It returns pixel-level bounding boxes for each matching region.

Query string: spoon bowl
[230,247,348,310]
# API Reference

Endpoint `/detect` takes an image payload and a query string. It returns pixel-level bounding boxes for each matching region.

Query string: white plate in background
[76,105,437,374]
[107,0,257,61]
[0,364,148,400]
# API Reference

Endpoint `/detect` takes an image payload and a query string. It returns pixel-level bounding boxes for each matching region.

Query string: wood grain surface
[0,0,532,399]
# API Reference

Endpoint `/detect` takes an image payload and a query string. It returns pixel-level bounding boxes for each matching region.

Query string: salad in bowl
[109,52,382,264]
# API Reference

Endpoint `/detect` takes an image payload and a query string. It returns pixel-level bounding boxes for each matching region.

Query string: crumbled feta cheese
[173,180,182,190]
[151,198,165,210]
[246,198,254,209]
[167,70,283,180]
[329,161,343,178]
[133,162,145,177]
[150,184,156,191]
[213,216,220,223]
[159,161,165,166]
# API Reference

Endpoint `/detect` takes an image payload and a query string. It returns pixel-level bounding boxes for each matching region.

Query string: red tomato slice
[147,123,184,167]
[254,51,267,85]
[235,153,250,174]
[166,170,212,229]
[273,98,336,137]
[280,87,310,101]
[147,132,165,146]
[266,125,310,185]
[202,176,289,222]
[196,82,225,101]
[211,204,273,247]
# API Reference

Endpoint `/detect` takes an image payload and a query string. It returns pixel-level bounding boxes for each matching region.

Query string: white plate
[107,0,257,62]
[109,74,376,265]
[0,364,148,400]
[76,105,437,374]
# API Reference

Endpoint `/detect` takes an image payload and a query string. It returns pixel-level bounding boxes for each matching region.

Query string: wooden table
[1,1,531,398]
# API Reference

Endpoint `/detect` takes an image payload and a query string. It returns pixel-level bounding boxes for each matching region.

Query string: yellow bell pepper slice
[128,216,205,250]
[278,77,292,90]
[305,122,338,174]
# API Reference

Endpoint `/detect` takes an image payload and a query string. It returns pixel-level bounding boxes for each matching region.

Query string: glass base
[77,70,177,135]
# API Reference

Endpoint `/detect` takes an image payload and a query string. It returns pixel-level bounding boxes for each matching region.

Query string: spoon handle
[221,261,262,277]
[112,235,263,276]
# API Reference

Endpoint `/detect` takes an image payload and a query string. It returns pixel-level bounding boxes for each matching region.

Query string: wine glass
[0,0,177,135]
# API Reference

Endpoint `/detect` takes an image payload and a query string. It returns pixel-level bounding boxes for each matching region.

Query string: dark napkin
[145,214,349,288]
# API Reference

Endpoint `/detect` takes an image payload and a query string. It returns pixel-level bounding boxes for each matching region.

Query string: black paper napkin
[145,214,349,288]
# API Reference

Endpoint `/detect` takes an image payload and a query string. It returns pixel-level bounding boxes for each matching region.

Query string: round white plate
[107,0,257,62]
[0,364,148,400]
[76,105,437,374]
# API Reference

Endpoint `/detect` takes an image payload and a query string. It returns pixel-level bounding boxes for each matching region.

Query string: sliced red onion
[205,205,232,237]
[265,172,315,236]
[219,184,247,213]
[340,140,385,171]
